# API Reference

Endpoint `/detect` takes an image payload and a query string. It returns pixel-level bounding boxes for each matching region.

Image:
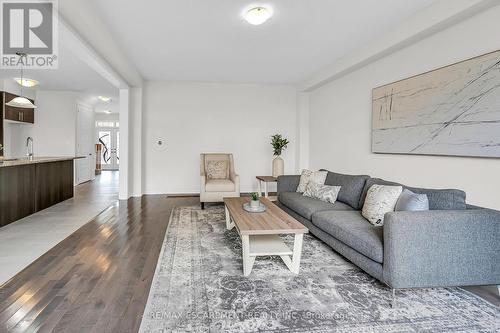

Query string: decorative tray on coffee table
[242,203,267,213]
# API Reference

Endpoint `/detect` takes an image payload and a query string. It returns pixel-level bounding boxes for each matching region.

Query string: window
[96,121,115,128]
[98,130,111,165]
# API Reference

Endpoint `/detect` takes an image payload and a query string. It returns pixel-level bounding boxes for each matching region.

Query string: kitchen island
[0,157,81,227]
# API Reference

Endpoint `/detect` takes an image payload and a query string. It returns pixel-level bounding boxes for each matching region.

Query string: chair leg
[201,202,205,210]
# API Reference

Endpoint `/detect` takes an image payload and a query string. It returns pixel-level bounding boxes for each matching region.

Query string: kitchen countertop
[0,156,84,168]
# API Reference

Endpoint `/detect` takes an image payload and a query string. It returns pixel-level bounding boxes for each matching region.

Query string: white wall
[2,90,98,186]
[94,101,119,114]
[308,5,500,210]
[3,90,80,158]
[3,90,98,185]
[33,91,81,157]
[143,82,297,194]
[3,123,31,158]
[95,112,119,123]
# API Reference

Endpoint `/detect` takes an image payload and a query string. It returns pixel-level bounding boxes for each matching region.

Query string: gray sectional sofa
[276,170,500,289]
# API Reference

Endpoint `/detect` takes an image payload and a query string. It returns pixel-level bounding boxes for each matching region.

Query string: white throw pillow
[362,185,403,226]
[303,182,341,204]
[296,169,327,193]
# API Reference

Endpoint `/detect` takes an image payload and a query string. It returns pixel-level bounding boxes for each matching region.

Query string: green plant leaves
[271,134,289,156]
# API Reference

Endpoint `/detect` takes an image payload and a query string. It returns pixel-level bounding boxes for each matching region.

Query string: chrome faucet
[26,137,33,159]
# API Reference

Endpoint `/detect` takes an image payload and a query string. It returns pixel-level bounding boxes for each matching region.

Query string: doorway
[98,127,120,170]
[76,104,95,184]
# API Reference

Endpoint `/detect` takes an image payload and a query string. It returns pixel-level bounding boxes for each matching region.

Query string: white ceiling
[90,0,438,84]
[0,24,118,100]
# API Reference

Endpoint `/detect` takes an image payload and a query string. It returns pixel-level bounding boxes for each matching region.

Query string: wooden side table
[256,176,278,201]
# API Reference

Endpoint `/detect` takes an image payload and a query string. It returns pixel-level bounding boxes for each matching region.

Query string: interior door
[98,128,119,170]
[76,104,94,184]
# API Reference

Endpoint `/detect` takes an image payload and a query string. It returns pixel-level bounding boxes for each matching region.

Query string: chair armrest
[277,175,300,194]
[383,209,500,288]
[200,175,207,193]
[230,173,240,191]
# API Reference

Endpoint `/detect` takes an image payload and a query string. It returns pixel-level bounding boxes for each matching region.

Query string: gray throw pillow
[395,189,429,211]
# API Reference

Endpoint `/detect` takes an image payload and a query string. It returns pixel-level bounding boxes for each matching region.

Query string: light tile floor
[0,171,119,285]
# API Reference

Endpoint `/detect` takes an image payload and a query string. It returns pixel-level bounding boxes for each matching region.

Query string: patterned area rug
[140,205,499,333]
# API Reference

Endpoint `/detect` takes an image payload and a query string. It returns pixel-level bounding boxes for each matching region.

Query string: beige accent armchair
[200,153,240,209]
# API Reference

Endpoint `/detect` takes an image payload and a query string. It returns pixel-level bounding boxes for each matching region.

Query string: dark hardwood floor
[0,195,198,333]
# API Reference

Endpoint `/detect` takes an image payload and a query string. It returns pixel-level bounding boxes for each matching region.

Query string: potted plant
[250,192,260,209]
[271,134,289,177]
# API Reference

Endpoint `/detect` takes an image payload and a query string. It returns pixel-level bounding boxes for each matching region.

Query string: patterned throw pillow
[206,160,228,179]
[303,182,341,204]
[362,185,403,226]
[296,169,328,193]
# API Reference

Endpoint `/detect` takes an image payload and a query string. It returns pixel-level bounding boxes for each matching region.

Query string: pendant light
[6,52,37,109]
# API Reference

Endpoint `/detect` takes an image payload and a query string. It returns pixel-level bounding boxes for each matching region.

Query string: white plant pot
[272,156,284,178]
[250,199,260,208]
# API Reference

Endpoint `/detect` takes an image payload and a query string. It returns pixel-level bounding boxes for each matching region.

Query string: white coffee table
[223,197,309,276]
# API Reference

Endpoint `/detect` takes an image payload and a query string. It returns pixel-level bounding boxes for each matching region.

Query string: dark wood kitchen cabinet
[3,92,35,124]
[0,92,3,157]
[0,164,36,227]
[35,160,74,211]
[0,159,74,227]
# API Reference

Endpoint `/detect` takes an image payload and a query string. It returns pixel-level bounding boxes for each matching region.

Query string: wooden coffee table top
[224,197,308,236]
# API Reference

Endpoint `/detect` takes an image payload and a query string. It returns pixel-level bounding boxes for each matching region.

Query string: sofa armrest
[383,209,500,289]
[277,175,300,194]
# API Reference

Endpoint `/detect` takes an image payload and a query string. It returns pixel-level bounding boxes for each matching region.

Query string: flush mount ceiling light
[98,96,112,102]
[14,78,39,88]
[244,6,273,25]
[104,110,112,114]
[6,52,37,109]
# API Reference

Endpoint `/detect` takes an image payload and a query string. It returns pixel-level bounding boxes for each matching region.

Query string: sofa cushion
[321,170,370,210]
[359,178,466,211]
[312,210,384,263]
[205,179,235,192]
[406,185,466,210]
[279,192,353,220]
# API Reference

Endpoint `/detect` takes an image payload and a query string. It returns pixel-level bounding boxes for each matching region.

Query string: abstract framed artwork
[372,50,500,158]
